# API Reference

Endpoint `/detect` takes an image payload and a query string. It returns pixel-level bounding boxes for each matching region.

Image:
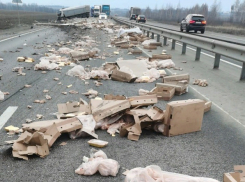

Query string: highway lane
[0,19,245,181]
[119,16,245,45]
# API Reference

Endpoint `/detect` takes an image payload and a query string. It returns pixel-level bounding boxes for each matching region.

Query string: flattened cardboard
[104,94,126,100]
[129,95,158,107]
[91,100,131,122]
[43,123,61,147]
[116,59,148,77]
[57,101,91,115]
[163,73,190,83]
[146,107,165,121]
[204,101,212,113]
[164,99,205,137]
[111,69,137,83]
[149,85,175,101]
[224,166,245,182]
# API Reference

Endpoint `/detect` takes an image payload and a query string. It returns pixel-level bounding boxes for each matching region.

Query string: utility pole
[12,0,22,26]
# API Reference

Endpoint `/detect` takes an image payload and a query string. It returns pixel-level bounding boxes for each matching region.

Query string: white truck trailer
[94,5,101,17]
[130,7,141,17]
[57,5,90,20]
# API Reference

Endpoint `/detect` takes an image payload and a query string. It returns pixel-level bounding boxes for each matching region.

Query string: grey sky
[0,0,233,12]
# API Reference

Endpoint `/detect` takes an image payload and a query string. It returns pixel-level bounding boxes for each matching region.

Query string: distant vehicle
[130,14,136,20]
[180,14,206,34]
[102,5,110,16]
[129,7,141,19]
[99,13,107,20]
[57,5,90,20]
[94,5,101,17]
[136,15,146,23]
[91,7,94,17]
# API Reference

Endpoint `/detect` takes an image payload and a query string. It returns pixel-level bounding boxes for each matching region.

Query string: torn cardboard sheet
[76,115,98,139]
[163,73,190,83]
[164,99,205,137]
[156,83,188,96]
[224,165,245,182]
[128,95,158,107]
[75,149,120,176]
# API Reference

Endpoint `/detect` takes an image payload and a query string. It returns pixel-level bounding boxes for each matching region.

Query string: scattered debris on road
[193,79,208,87]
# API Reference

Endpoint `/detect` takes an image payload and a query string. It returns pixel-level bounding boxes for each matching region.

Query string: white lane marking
[175,42,242,68]
[0,106,18,130]
[166,68,245,128]
[0,27,49,43]
[137,46,152,57]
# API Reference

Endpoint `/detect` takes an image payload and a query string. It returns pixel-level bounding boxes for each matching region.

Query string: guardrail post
[213,53,221,69]
[163,37,167,46]
[157,34,160,42]
[195,47,201,61]
[171,40,176,50]
[240,63,245,80]
[147,31,149,37]
[182,43,187,54]
[151,33,154,39]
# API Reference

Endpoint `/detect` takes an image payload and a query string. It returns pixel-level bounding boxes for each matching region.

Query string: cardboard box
[143,45,157,50]
[149,42,162,46]
[120,44,130,49]
[156,83,188,96]
[149,85,175,101]
[224,166,245,182]
[164,99,205,137]
[129,95,158,107]
[163,73,190,83]
[70,51,89,61]
[111,69,137,83]
[115,41,128,47]
[152,54,172,60]
[128,48,142,54]
[204,101,212,113]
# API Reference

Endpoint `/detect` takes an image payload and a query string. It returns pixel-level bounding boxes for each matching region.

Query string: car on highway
[130,14,137,20]
[99,13,107,20]
[180,14,206,34]
[136,15,146,23]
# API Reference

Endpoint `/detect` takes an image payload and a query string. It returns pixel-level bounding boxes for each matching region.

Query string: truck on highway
[129,7,141,19]
[102,5,110,16]
[91,7,94,17]
[57,5,90,20]
[94,5,101,17]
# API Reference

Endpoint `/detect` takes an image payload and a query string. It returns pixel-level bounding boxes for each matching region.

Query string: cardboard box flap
[103,62,119,74]
[129,95,158,107]
[43,123,61,147]
[57,101,80,114]
[235,165,245,180]
[12,150,28,160]
[77,115,98,139]
[163,73,190,83]
[147,107,165,121]
[111,69,137,83]
[91,100,131,122]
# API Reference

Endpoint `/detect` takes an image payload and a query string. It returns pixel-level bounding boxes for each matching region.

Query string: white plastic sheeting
[125,165,219,182]
[143,68,160,79]
[138,89,150,96]
[157,59,175,68]
[90,70,109,80]
[117,27,142,38]
[142,39,157,46]
[34,60,60,71]
[120,66,136,77]
[75,149,120,176]
[67,65,90,79]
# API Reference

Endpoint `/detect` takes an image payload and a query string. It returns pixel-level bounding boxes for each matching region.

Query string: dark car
[130,14,136,20]
[136,15,146,23]
[180,14,206,34]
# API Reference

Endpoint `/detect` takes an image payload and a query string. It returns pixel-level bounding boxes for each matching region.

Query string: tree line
[0,3,56,13]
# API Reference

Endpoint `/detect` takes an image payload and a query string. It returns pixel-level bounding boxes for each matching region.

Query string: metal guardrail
[112,17,245,81]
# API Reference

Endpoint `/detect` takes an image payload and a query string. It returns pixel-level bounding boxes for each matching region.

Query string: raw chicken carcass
[75,150,120,177]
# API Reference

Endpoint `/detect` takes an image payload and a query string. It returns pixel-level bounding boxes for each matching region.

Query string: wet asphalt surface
[0,19,245,182]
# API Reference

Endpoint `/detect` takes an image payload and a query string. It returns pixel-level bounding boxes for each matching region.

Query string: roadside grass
[0,9,57,29]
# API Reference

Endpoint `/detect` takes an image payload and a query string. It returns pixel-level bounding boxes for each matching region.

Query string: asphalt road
[0,19,245,182]
[119,16,245,45]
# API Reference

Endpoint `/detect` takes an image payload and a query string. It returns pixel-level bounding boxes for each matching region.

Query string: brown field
[0,9,57,29]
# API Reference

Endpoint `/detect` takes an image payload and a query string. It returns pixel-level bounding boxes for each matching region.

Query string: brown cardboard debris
[57,101,91,115]
[193,79,208,87]
[26,119,32,123]
[17,57,25,62]
[150,84,175,101]
[156,82,188,96]
[88,139,108,148]
[115,40,128,46]
[152,54,172,60]
[224,166,245,182]
[91,99,131,122]
[128,48,142,55]
[111,69,137,83]
[34,99,46,104]
[128,95,158,107]
[164,99,205,137]
[143,45,157,50]
[69,90,79,94]
[70,51,89,61]
[204,101,212,113]
[53,78,59,81]
[104,94,126,100]
[149,42,162,46]
[163,73,190,83]
[103,62,118,74]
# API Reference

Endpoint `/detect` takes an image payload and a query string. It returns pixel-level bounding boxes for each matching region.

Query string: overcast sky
[0,0,233,12]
